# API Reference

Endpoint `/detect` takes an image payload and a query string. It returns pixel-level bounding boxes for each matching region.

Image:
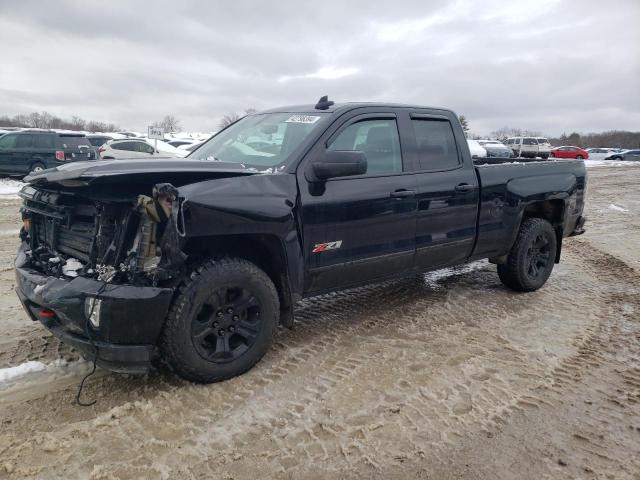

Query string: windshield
[189,112,328,169]
[537,138,550,145]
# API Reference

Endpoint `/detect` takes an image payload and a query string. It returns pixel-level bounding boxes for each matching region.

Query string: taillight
[55,150,65,161]
[98,147,105,153]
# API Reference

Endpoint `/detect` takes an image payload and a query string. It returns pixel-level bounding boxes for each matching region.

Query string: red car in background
[550,146,589,159]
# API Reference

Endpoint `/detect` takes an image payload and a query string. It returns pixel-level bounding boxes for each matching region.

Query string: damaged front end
[14,182,188,372]
[19,182,186,287]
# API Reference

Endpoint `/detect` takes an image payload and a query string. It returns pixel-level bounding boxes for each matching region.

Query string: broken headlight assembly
[84,297,102,328]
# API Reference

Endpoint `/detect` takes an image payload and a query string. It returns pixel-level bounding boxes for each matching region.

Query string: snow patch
[585,160,640,168]
[0,178,25,197]
[609,204,629,213]
[62,258,83,277]
[0,359,92,392]
[422,260,488,286]
[0,361,47,383]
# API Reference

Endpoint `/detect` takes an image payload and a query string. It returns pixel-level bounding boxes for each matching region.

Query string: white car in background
[585,148,613,160]
[178,140,205,152]
[467,139,487,158]
[99,138,188,159]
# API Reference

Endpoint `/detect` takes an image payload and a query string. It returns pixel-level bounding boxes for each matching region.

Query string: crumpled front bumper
[14,242,174,373]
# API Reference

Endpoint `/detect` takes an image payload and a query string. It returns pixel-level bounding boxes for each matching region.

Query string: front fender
[175,174,304,294]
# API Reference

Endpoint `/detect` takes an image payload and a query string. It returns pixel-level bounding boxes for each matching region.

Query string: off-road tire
[498,218,557,292]
[160,258,279,383]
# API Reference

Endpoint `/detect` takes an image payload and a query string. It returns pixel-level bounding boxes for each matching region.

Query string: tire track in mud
[1,240,632,479]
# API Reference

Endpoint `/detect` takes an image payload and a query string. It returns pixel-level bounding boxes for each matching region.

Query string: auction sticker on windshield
[286,115,321,124]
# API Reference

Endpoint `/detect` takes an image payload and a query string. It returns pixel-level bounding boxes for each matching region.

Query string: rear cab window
[410,117,460,171]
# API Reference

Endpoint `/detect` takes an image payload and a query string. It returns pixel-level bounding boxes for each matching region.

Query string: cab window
[411,118,460,171]
[327,118,402,175]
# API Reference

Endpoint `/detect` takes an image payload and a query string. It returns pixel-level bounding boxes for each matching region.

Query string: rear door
[298,109,418,293]
[406,111,479,270]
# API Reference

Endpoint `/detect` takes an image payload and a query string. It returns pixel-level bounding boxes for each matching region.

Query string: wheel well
[183,234,292,324]
[523,199,564,226]
[522,199,565,262]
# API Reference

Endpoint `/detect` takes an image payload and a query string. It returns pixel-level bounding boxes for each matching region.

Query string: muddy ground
[0,164,639,479]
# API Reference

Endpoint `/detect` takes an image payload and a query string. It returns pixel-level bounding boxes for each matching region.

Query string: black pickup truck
[15,99,587,382]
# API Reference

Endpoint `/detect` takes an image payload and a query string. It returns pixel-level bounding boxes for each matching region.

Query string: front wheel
[576,155,584,160]
[498,218,557,292]
[541,154,549,159]
[160,258,279,383]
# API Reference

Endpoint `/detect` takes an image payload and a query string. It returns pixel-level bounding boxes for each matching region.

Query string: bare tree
[244,108,257,115]
[458,115,470,137]
[70,116,86,131]
[154,114,181,133]
[218,112,242,129]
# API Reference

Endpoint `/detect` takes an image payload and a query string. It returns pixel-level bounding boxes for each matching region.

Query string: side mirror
[312,150,367,180]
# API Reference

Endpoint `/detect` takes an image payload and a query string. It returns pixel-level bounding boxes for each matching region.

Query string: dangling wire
[75,281,109,407]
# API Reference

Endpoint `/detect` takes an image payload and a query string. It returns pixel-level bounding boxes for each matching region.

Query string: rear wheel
[541,154,549,159]
[498,218,557,292]
[30,162,45,173]
[160,258,279,383]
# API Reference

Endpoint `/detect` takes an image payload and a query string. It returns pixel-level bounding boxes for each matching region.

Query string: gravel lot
[0,164,639,479]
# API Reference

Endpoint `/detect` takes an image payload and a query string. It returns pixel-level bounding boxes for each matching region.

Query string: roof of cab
[258,102,456,116]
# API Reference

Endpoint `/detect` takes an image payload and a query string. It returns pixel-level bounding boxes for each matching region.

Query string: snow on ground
[0,178,25,197]
[0,359,93,404]
[584,160,640,168]
[0,361,47,384]
[609,204,629,213]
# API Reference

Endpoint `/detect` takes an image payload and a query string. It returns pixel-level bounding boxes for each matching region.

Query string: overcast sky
[0,0,638,135]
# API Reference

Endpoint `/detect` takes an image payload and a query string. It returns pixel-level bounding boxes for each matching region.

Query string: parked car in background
[166,139,198,148]
[605,149,640,161]
[178,140,205,152]
[550,146,589,160]
[585,148,613,160]
[506,137,551,159]
[477,140,511,158]
[99,138,188,159]
[537,137,552,151]
[86,133,126,148]
[467,139,487,158]
[0,130,96,176]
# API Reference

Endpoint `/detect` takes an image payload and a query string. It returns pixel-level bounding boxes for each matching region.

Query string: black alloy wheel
[524,232,552,282]
[191,286,262,363]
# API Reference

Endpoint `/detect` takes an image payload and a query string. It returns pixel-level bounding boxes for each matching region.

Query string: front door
[299,112,417,293]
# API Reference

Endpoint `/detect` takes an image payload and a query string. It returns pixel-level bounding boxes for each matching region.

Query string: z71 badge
[312,241,343,253]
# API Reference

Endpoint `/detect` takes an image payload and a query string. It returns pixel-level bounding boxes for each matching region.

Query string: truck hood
[24,158,259,187]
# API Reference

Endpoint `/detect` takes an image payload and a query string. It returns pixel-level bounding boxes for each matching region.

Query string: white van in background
[506,137,551,159]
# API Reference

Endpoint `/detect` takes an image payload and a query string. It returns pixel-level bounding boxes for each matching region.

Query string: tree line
[0,111,120,133]
[468,121,640,149]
